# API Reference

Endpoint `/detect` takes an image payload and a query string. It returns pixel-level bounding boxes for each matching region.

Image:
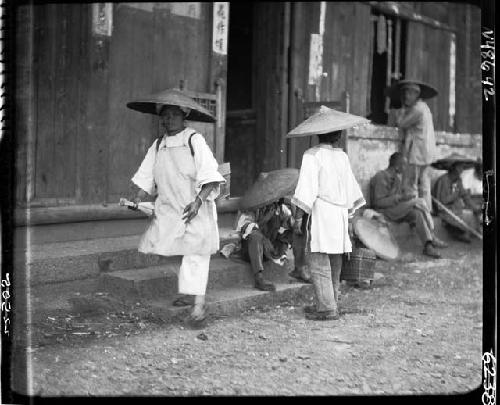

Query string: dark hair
[317,130,342,145]
[389,152,403,167]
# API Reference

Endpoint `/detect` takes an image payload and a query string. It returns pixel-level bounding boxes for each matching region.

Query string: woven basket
[341,247,376,282]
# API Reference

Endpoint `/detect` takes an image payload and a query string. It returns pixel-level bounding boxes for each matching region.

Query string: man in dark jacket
[237,199,296,291]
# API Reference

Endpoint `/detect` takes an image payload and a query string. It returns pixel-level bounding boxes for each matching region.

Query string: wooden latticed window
[175,87,217,118]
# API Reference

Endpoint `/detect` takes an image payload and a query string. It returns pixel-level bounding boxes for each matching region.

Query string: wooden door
[287,2,372,168]
[252,2,290,175]
[30,4,87,205]
[106,3,218,204]
[406,21,453,131]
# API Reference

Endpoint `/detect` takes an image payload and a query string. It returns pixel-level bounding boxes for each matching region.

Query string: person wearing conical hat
[432,156,482,243]
[236,169,310,291]
[235,198,300,291]
[391,79,438,213]
[288,106,368,321]
[127,89,225,327]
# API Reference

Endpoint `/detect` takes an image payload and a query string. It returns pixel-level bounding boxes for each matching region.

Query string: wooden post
[385,19,392,114]
[210,3,228,164]
[85,5,111,204]
[279,2,290,169]
[214,77,226,163]
[15,5,36,205]
[394,19,401,80]
[287,3,300,169]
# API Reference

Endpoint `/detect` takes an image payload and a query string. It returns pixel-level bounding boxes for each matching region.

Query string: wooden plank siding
[14,6,35,205]
[453,4,482,134]
[16,4,218,210]
[287,2,372,168]
[33,5,83,201]
[14,2,482,217]
[106,4,214,203]
[252,2,288,176]
[106,5,155,203]
[406,21,451,131]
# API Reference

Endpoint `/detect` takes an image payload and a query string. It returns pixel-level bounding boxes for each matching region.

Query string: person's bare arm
[129,182,149,203]
[182,182,220,224]
[397,106,422,129]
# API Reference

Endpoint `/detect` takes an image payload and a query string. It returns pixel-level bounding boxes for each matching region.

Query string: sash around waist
[317,196,348,209]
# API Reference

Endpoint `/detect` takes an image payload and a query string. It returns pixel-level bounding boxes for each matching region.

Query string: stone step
[144,283,314,321]
[99,256,298,300]
[15,226,241,286]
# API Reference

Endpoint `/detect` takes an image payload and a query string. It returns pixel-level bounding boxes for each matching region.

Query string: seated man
[432,161,482,243]
[236,199,296,291]
[370,152,447,258]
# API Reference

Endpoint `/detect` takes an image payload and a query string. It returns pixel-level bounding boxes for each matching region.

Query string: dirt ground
[16,243,482,397]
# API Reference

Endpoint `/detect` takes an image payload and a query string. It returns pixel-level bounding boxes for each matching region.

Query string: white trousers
[178,254,211,296]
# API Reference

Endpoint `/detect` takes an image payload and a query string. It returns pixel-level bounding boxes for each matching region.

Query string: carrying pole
[431,196,483,240]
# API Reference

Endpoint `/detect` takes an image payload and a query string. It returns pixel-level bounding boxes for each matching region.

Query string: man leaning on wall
[387,79,439,214]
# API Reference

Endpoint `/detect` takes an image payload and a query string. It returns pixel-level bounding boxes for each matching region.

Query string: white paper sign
[213,2,229,55]
[92,3,113,36]
[169,3,201,19]
[308,33,323,85]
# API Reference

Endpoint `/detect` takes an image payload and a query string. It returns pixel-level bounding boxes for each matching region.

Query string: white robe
[131,127,225,295]
[292,145,366,254]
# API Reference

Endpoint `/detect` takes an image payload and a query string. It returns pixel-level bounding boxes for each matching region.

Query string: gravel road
[20,245,483,397]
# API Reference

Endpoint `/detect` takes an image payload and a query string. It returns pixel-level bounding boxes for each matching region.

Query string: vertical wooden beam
[15,5,35,205]
[210,3,228,164]
[287,2,298,169]
[394,19,401,79]
[385,19,392,114]
[75,4,88,202]
[280,2,290,169]
[84,5,111,203]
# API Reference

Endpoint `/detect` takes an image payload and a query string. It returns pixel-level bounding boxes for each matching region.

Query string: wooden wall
[252,2,288,176]
[391,2,482,134]
[16,3,221,208]
[452,4,482,134]
[287,2,372,168]
[106,3,214,203]
[405,21,452,131]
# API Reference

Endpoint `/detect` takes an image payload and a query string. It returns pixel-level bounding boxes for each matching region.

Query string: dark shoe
[305,309,339,321]
[289,269,312,283]
[173,295,195,307]
[255,272,276,291]
[423,242,441,259]
[431,237,448,249]
[455,233,472,244]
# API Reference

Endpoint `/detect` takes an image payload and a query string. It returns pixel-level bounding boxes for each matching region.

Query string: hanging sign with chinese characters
[213,2,229,55]
[92,3,113,36]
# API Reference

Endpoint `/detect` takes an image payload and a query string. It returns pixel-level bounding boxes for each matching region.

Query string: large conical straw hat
[352,216,400,261]
[286,106,370,138]
[385,79,438,109]
[431,153,476,171]
[127,88,216,123]
[240,168,299,211]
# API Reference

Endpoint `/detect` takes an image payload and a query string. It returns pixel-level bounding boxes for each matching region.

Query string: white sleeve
[291,152,319,214]
[131,140,158,196]
[190,133,225,200]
